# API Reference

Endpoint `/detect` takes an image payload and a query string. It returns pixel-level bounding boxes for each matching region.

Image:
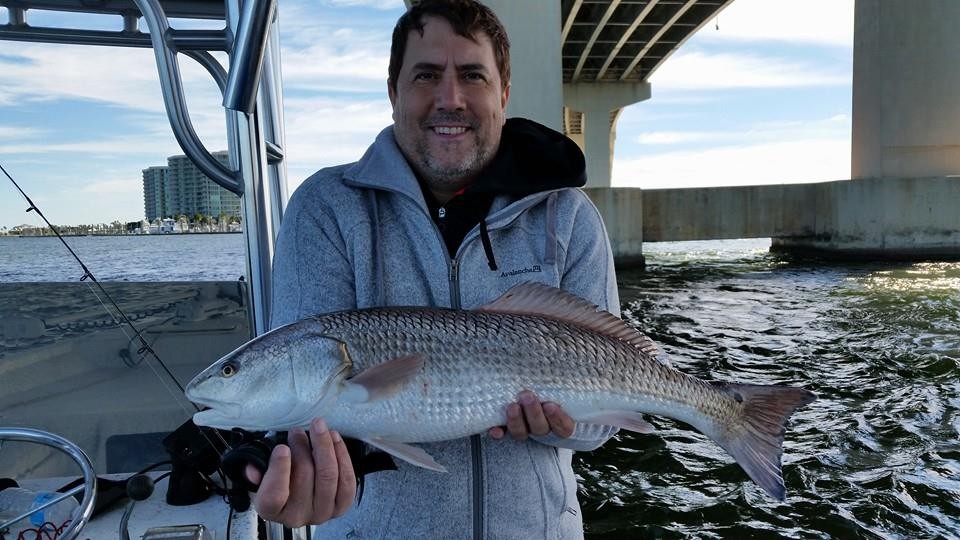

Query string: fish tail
[708,382,816,500]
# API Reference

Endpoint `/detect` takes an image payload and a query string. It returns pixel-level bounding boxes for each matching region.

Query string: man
[250,0,620,536]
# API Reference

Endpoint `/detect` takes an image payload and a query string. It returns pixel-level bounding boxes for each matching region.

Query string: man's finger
[281,427,315,526]
[488,426,506,440]
[331,431,357,517]
[310,418,339,522]
[519,391,550,436]
[543,402,575,438]
[245,463,263,487]
[505,402,528,440]
[253,444,292,520]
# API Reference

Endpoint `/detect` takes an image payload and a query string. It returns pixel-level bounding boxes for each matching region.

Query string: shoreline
[0,231,243,238]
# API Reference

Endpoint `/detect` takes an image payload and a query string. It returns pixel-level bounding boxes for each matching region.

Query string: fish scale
[308,307,711,441]
[186,282,816,500]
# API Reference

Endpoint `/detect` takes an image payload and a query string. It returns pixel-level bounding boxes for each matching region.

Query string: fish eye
[221,363,238,378]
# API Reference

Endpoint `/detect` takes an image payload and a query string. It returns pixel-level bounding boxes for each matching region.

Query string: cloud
[280,28,392,93]
[2,172,148,225]
[0,43,221,113]
[632,114,850,146]
[702,0,855,48]
[0,125,43,140]
[323,0,404,10]
[79,178,144,195]
[0,135,182,157]
[613,137,851,189]
[282,96,394,188]
[635,131,716,145]
[280,3,399,46]
[649,51,849,90]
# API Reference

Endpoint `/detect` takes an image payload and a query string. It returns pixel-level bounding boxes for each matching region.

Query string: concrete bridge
[470,0,960,264]
[6,1,954,263]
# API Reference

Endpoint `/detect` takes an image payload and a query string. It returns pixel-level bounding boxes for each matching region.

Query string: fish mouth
[192,404,243,429]
[188,396,243,419]
[189,394,306,431]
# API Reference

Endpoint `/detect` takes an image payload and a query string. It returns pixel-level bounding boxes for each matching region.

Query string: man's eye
[464,72,486,82]
[414,72,437,81]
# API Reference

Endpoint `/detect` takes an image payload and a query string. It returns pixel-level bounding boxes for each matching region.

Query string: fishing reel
[167,422,401,512]
[219,430,399,506]
[220,431,286,495]
[161,420,252,512]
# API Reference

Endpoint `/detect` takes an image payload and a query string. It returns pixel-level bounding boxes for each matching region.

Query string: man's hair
[388,0,511,92]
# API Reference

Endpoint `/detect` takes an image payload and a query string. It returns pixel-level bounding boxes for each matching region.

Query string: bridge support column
[564,83,650,188]
[773,0,960,259]
[584,187,646,268]
[481,0,564,130]
[852,0,960,179]
[565,83,650,268]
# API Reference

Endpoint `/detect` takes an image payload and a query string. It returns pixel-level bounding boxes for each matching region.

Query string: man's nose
[435,74,466,111]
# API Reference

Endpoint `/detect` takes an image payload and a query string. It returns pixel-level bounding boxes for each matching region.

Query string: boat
[0,0,295,538]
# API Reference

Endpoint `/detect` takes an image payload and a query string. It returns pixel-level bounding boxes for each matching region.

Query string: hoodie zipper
[448,258,462,310]
[362,189,506,540]
[447,257,483,540]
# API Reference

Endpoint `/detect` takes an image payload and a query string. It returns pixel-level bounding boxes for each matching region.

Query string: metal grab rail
[0,428,98,540]
[132,0,242,194]
[223,0,277,113]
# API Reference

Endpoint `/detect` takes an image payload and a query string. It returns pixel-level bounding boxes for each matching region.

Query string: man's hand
[488,390,575,440]
[245,418,356,527]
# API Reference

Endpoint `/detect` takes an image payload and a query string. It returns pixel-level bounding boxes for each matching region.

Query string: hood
[344,117,585,203]
[470,117,586,197]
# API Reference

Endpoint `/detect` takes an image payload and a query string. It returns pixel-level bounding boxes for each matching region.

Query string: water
[0,234,246,282]
[1,235,958,538]
[581,239,960,539]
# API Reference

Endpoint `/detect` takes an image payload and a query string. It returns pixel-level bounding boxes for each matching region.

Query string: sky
[0,0,854,229]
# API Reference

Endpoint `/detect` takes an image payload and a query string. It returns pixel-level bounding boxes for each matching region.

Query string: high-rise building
[141,151,240,221]
[142,166,167,222]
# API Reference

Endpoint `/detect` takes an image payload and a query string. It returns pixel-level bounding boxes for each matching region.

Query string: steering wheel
[0,428,97,540]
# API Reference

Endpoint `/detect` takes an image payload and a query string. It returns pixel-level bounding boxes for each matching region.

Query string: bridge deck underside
[561,0,730,83]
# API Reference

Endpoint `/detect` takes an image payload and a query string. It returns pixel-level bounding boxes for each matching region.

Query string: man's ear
[501,82,510,110]
[388,79,397,108]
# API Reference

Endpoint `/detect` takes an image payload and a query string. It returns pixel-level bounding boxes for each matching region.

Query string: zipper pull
[448,258,459,282]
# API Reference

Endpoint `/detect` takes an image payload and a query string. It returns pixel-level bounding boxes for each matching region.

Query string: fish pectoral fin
[578,410,655,434]
[362,437,447,473]
[340,354,425,404]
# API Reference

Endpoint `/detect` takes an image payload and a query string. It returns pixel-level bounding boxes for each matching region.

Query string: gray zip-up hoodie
[271,120,620,539]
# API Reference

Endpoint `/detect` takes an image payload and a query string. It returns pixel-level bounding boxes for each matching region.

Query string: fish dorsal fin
[477,282,659,356]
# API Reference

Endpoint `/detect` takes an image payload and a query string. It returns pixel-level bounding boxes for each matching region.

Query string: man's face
[389,16,510,199]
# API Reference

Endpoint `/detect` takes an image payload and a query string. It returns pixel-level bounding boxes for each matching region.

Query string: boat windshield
[0,281,252,478]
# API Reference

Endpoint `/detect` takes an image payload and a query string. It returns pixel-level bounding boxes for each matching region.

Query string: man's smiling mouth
[433,126,468,135]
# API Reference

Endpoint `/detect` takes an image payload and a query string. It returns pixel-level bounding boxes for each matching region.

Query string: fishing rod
[1,162,191,398]
[0,163,255,508]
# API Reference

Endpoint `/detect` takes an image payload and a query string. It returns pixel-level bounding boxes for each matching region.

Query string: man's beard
[413,134,493,191]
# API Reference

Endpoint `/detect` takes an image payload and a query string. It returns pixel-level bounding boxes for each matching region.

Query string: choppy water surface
[580,239,960,539]
[3,235,958,537]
